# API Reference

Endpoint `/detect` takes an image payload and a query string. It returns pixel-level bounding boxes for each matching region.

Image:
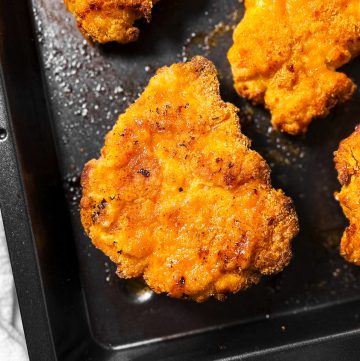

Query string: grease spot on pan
[121,279,154,304]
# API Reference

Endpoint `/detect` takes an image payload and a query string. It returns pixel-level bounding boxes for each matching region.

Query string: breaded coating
[81,56,299,301]
[335,126,360,265]
[228,0,360,135]
[64,0,156,43]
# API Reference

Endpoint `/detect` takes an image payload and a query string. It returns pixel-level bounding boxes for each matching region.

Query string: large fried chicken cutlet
[335,126,360,265]
[81,56,299,301]
[228,0,360,135]
[65,0,157,43]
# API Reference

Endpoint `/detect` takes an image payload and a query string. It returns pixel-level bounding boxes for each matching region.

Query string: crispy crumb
[335,125,360,265]
[65,0,157,43]
[228,0,360,134]
[81,56,299,302]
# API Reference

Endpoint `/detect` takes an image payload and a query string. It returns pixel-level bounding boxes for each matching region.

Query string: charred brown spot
[218,250,229,264]
[137,169,151,177]
[177,105,187,113]
[91,211,100,223]
[77,11,88,20]
[89,1,101,11]
[216,157,223,163]
[155,122,166,131]
[287,64,295,72]
[178,187,184,192]
[179,276,186,286]
[199,247,209,260]
[224,173,236,186]
[98,198,107,209]
[284,199,294,212]
[228,162,234,169]
[338,169,350,186]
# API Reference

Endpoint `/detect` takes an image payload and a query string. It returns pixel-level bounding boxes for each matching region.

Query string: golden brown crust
[81,56,299,301]
[228,0,360,135]
[64,0,155,43]
[335,125,360,265]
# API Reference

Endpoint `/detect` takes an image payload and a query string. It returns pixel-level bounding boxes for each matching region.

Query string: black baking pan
[1,0,360,360]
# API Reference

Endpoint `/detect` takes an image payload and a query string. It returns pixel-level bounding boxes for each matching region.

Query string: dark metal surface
[1,0,360,359]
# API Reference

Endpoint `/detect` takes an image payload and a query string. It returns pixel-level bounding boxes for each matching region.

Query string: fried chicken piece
[335,126,360,265]
[81,56,299,301]
[228,0,360,135]
[64,0,156,43]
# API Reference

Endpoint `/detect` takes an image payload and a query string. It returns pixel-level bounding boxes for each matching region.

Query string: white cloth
[0,211,29,360]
